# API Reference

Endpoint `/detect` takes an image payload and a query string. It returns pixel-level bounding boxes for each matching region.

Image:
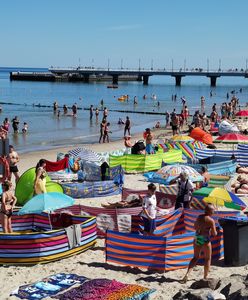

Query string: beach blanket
[45,157,69,172]
[11,273,87,299]
[48,171,78,182]
[54,278,155,300]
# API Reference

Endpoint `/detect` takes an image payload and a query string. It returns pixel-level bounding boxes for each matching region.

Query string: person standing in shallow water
[90,105,94,120]
[11,116,19,133]
[99,119,106,143]
[124,116,131,136]
[181,204,217,283]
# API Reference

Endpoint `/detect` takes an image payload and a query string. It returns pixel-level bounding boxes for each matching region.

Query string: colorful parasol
[192,187,247,210]
[235,110,248,117]
[214,133,248,144]
[170,135,194,142]
[155,165,203,183]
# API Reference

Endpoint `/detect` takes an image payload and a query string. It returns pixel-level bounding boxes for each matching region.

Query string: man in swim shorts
[181,204,217,283]
[8,145,20,183]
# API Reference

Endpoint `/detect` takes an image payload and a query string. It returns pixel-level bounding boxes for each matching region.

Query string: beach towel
[45,157,69,172]
[11,273,87,299]
[64,224,82,249]
[53,278,156,300]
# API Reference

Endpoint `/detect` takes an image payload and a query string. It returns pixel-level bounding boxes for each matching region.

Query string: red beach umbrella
[236,110,248,117]
[214,133,248,144]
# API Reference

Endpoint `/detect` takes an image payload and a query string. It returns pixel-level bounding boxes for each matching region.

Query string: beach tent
[15,168,63,206]
[69,147,102,165]
[190,127,213,145]
[218,120,239,136]
[109,150,183,173]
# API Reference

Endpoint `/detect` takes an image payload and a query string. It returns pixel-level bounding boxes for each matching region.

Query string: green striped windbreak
[109,150,183,173]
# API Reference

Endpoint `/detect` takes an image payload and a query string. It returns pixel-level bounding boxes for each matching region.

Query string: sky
[1,0,248,70]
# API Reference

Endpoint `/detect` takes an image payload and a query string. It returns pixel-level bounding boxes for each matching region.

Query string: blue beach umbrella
[18,192,75,215]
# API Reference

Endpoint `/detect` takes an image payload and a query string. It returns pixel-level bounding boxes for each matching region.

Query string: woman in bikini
[0,180,17,233]
[34,159,47,195]
[181,204,217,283]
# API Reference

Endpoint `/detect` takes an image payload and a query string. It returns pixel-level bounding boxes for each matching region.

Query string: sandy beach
[1,128,247,300]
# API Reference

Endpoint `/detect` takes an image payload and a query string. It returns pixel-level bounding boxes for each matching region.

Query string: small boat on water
[118,95,128,102]
[107,85,118,89]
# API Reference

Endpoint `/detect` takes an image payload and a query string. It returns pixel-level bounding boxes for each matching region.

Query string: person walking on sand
[0,180,17,233]
[8,145,20,183]
[124,116,131,136]
[181,204,217,283]
[139,183,157,236]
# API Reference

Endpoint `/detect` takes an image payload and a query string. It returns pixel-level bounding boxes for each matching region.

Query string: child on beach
[22,122,28,133]
[139,183,157,236]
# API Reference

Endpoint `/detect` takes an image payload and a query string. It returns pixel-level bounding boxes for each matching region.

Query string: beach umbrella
[235,110,248,117]
[170,135,194,142]
[214,133,248,144]
[192,187,247,211]
[155,164,203,183]
[18,192,75,215]
[68,147,102,165]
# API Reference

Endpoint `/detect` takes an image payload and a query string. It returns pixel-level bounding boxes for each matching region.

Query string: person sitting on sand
[200,166,210,187]
[231,175,248,194]
[236,165,248,174]
[181,204,217,283]
[0,180,17,233]
[155,121,161,128]
[34,159,47,195]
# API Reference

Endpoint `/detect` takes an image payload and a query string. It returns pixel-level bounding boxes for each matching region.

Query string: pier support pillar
[172,75,184,86]
[143,75,149,85]
[112,75,119,85]
[137,75,142,82]
[84,74,90,83]
[210,76,217,87]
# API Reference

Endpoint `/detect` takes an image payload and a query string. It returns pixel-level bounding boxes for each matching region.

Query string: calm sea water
[0,67,247,153]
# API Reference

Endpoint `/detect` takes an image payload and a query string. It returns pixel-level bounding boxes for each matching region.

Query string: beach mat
[11,273,87,299]
[53,278,156,300]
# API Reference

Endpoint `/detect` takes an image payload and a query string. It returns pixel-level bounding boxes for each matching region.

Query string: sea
[0,67,247,153]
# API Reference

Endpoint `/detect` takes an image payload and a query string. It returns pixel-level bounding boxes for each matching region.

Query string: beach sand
[2,129,248,300]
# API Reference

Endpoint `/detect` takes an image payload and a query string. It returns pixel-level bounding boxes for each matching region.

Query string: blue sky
[1,0,248,69]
